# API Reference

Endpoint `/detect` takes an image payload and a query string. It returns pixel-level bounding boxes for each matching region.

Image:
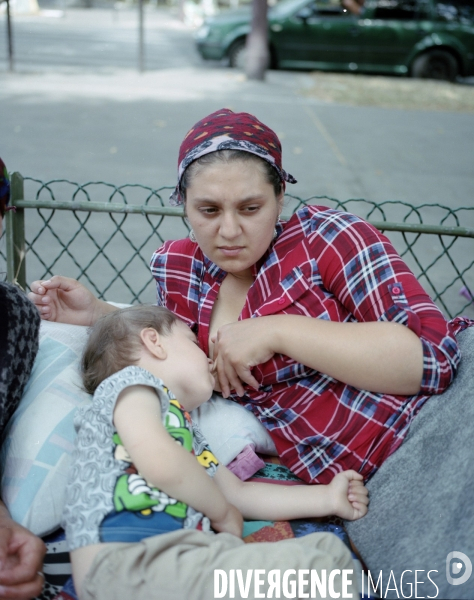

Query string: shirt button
[278,298,285,304]
[392,286,401,295]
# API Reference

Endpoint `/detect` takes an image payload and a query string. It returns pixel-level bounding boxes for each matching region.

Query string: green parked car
[195,0,474,80]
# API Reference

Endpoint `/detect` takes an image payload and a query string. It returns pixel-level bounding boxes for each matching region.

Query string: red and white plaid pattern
[150,206,472,483]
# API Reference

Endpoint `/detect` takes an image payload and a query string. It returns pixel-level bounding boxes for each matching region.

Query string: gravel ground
[302,72,474,113]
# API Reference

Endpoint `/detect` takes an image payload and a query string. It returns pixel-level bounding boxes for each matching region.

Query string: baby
[62,305,368,600]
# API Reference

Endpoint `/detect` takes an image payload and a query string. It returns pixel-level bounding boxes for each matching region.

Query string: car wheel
[411,50,459,82]
[229,39,247,69]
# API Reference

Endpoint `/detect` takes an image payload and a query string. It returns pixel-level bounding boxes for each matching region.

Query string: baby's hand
[211,503,243,538]
[329,471,369,521]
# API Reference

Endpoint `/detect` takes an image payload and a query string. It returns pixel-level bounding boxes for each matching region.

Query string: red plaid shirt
[150,206,471,483]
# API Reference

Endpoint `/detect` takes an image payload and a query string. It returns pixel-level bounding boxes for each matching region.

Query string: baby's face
[162,320,215,411]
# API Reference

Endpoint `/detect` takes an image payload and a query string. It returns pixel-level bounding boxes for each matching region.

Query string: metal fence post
[6,0,14,72]
[138,0,144,72]
[6,172,26,289]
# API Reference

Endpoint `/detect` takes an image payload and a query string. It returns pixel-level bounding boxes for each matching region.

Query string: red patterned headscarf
[169,108,296,206]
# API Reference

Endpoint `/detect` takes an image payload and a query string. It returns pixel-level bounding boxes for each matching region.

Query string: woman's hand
[28,276,113,326]
[212,318,276,398]
[0,510,46,599]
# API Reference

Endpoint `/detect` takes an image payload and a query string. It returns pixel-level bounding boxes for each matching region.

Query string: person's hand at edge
[0,506,46,600]
[28,276,115,326]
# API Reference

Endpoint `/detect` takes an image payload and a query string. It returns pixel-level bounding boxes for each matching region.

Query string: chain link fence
[1,173,473,318]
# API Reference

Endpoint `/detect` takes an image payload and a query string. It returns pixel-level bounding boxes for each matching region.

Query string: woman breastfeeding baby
[29,109,474,599]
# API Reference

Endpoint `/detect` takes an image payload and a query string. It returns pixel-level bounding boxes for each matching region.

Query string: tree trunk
[245,0,269,81]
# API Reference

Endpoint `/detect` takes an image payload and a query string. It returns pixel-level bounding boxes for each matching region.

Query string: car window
[296,0,353,17]
[271,0,316,17]
[314,0,348,16]
[435,0,474,23]
[372,0,428,20]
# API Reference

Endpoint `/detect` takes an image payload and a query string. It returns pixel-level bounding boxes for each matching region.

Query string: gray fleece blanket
[346,325,474,599]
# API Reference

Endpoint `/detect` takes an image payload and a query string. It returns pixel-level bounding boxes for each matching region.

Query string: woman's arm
[212,316,423,397]
[28,276,117,325]
[113,386,242,537]
[214,465,369,522]
[0,500,46,600]
[213,210,459,398]
[341,0,364,15]
[274,317,423,393]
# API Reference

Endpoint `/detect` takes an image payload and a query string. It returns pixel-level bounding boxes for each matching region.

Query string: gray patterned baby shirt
[62,366,219,551]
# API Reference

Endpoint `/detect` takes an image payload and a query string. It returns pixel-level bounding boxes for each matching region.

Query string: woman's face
[185,159,283,278]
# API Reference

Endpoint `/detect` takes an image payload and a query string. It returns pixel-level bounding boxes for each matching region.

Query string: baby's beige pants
[82,529,358,600]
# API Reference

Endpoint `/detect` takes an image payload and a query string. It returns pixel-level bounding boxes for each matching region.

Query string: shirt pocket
[255,266,312,316]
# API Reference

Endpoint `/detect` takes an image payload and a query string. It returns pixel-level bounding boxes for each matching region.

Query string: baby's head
[82,305,215,410]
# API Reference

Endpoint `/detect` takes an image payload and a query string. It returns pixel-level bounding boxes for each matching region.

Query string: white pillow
[192,395,276,465]
[1,319,276,537]
[0,321,91,537]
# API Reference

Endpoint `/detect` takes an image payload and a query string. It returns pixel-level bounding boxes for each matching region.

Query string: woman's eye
[242,206,260,213]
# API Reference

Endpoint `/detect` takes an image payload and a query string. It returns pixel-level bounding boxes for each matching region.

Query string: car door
[355,0,433,72]
[431,0,474,71]
[271,0,365,69]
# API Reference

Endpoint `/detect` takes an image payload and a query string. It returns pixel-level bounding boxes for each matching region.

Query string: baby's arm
[114,385,242,537]
[214,467,368,522]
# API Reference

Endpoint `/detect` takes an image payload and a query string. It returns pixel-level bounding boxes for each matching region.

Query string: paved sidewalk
[1,7,474,207]
[1,7,473,316]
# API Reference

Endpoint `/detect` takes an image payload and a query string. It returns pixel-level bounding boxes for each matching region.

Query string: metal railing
[1,173,473,318]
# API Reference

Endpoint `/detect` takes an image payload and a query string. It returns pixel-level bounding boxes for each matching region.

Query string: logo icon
[446,551,472,586]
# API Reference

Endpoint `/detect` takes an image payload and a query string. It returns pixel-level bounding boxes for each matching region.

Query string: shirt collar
[203,254,227,282]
